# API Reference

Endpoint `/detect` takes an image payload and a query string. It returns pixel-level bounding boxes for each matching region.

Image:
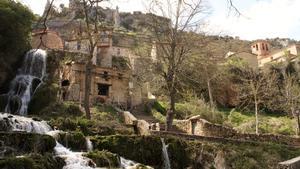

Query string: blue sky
[19,0,300,41]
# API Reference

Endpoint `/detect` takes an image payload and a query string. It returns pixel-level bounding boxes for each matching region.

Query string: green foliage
[112,56,129,70]
[152,101,167,115]
[0,0,34,89]
[48,104,133,136]
[224,109,296,135]
[84,150,119,168]
[175,99,226,124]
[151,109,166,123]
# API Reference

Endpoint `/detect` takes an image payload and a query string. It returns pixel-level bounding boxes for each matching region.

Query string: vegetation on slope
[0,0,34,92]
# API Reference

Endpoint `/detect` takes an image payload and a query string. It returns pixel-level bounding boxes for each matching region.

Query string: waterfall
[4,49,47,115]
[161,138,171,169]
[0,113,99,169]
[120,157,153,169]
[0,49,154,169]
[86,137,93,152]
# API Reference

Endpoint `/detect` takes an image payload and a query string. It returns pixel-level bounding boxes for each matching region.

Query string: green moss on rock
[0,153,65,169]
[57,131,86,151]
[84,150,119,168]
[0,132,56,156]
[28,83,59,115]
[32,102,83,119]
[91,135,189,168]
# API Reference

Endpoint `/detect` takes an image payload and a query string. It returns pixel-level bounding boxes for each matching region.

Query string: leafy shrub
[175,98,225,124]
[152,101,167,115]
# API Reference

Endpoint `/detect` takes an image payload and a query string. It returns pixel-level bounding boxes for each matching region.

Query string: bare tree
[147,0,208,130]
[281,73,300,135]
[80,0,106,119]
[235,68,277,134]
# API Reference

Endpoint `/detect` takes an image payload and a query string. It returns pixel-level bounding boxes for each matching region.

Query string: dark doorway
[61,80,70,86]
[97,83,110,96]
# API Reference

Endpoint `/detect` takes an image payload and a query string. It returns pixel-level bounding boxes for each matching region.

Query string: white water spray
[0,49,153,169]
[86,137,93,152]
[161,138,171,169]
[4,49,47,115]
[0,113,99,169]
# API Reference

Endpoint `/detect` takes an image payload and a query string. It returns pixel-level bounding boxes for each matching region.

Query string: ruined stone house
[31,1,156,109]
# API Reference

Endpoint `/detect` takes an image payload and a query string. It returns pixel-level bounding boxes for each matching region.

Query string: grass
[222,108,297,135]
[152,99,297,136]
[48,103,134,136]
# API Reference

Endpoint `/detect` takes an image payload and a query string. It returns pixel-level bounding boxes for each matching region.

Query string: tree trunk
[166,88,176,131]
[254,97,259,135]
[297,114,300,136]
[291,108,300,136]
[84,60,93,119]
[207,79,214,107]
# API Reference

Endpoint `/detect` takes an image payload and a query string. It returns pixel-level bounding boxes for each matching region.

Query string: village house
[227,40,300,68]
[31,0,156,109]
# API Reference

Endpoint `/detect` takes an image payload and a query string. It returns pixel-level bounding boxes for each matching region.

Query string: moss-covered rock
[0,132,55,156]
[84,150,119,168]
[91,135,189,168]
[186,140,300,169]
[48,107,133,136]
[28,83,59,115]
[57,131,86,151]
[32,102,83,119]
[0,153,65,169]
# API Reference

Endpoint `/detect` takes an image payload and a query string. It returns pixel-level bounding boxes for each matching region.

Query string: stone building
[31,1,155,109]
[31,29,64,50]
[227,40,300,68]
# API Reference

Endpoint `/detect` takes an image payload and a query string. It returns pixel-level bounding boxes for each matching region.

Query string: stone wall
[119,110,150,135]
[122,111,137,125]
[174,117,236,138]
[174,116,300,146]
[31,30,64,50]
[279,156,300,169]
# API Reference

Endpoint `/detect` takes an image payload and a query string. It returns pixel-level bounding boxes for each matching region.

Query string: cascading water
[4,49,47,115]
[0,49,153,169]
[161,138,171,169]
[86,137,93,152]
[0,113,99,169]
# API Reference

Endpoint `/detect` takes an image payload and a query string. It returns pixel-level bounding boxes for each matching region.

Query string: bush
[0,0,34,91]
[175,99,225,124]
[152,101,167,115]
[226,110,296,135]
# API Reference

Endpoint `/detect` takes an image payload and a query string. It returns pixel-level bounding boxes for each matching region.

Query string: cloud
[208,0,300,40]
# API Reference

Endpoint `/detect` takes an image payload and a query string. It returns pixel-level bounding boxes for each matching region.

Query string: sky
[19,0,300,41]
